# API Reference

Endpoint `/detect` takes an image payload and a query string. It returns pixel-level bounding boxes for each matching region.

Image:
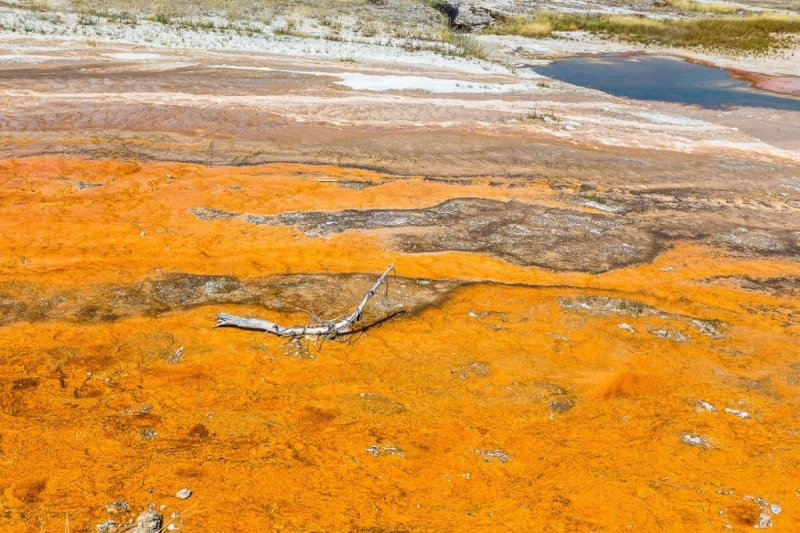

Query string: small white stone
[682,434,712,448]
[771,503,781,514]
[617,323,635,333]
[175,488,192,500]
[696,400,716,412]
[725,408,750,419]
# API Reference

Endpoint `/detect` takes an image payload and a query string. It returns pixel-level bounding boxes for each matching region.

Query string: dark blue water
[533,54,800,111]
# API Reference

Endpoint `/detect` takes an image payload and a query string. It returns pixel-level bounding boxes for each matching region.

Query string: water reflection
[533,54,800,111]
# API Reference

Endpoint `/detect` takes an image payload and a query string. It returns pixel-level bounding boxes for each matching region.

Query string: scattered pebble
[756,513,773,529]
[650,328,688,342]
[725,408,751,419]
[682,434,713,449]
[548,397,576,413]
[470,449,510,463]
[135,508,163,533]
[696,400,716,412]
[75,181,103,189]
[617,323,636,333]
[167,346,184,364]
[96,519,118,533]
[771,503,781,514]
[365,444,404,458]
[176,488,192,500]
[105,500,129,514]
[691,319,726,339]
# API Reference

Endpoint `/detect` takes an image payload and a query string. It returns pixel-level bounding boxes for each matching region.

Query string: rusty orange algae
[0,156,798,533]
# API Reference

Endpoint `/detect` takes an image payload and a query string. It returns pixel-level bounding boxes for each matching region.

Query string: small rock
[696,400,716,412]
[105,500,129,514]
[617,323,636,333]
[725,408,750,419]
[771,503,781,514]
[756,513,773,528]
[548,397,576,413]
[75,181,103,189]
[470,449,510,463]
[135,508,162,533]
[175,488,192,500]
[365,444,404,458]
[96,519,118,533]
[692,319,726,339]
[682,434,713,449]
[167,347,184,364]
[650,328,688,342]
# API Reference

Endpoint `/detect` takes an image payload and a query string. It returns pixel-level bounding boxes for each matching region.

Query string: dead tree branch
[215,264,395,338]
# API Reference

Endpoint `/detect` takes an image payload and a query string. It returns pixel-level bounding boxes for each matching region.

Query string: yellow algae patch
[0,283,798,532]
[0,156,799,532]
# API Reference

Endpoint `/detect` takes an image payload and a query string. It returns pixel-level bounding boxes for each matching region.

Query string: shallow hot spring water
[533,54,800,111]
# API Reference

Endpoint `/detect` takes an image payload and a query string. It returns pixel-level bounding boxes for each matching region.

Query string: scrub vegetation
[16,0,486,58]
[16,0,794,58]
[491,11,800,54]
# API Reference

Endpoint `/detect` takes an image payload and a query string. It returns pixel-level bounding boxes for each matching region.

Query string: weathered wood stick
[215,264,395,338]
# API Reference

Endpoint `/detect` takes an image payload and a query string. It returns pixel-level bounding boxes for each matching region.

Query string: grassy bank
[490,11,800,54]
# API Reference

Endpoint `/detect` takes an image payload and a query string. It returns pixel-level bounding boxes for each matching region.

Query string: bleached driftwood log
[215,264,395,338]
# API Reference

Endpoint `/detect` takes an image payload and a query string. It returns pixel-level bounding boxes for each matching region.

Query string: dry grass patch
[491,11,800,54]
[666,0,740,14]
[492,15,553,38]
